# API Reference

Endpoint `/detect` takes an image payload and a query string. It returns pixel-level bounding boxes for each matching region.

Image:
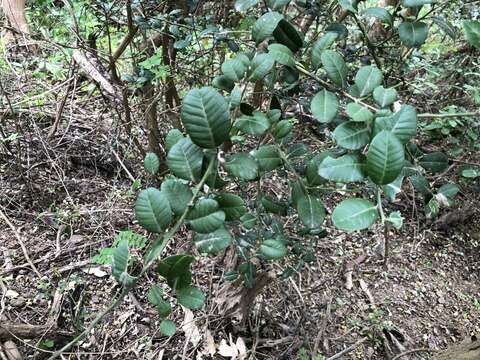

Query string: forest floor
[1,59,480,360]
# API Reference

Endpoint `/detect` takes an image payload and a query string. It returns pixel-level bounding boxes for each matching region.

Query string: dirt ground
[1,66,480,360]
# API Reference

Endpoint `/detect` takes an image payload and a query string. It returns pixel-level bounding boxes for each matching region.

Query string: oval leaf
[332,198,378,231]
[355,65,383,97]
[225,153,259,180]
[311,90,339,123]
[333,122,370,150]
[135,188,172,233]
[260,239,287,260]
[166,137,203,181]
[367,130,405,185]
[398,22,429,48]
[187,198,225,233]
[319,155,365,183]
[297,195,326,229]
[321,50,348,88]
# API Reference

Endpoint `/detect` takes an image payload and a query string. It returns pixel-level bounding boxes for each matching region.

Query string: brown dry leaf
[205,329,216,356]
[182,307,201,346]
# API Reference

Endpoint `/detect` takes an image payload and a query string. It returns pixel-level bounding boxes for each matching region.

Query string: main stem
[376,188,389,267]
[48,156,217,359]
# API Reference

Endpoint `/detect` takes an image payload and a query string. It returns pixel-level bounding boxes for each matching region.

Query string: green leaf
[426,197,439,219]
[112,239,136,286]
[267,0,291,9]
[268,43,295,67]
[272,119,293,139]
[338,0,358,13]
[373,86,398,108]
[398,22,429,48]
[311,32,338,68]
[383,175,404,201]
[159,319,176,337]
[176,286,205,309]
[157,255,194,290]
[135,188,172,233]
[355,66,383,97]
[346,103,373,122]
[221,54,250,82]
[260,239,287,260]
[321,50,348,88]
[306,152,331,186]
[234,112,271,135]
[363,7,393,26]
[410,175,431,194]
[248,53,275,81]
[387,211,403,229]
[432,16,456,40]
[311,90,338,123]
[166,137,203,181]
[181,87,231,149]
[212,75,235,92]
[333,121,370,150]
[418,152,448,173]
[148,285,171,317]
[332,198,378,231]
[160,179,193,216]
[215,193,247,220]
[253,12,283,43]
[319,155,365,183]
[165,129,184,152]
[261,195,287,215]
[240,213,257,229]
[235,0,259,11]
[251,145,282,172]
[462,169,480,178]
[273,19,304,52]
[144,152,160,175]
[463,20,480,49]
[437,183,459,199]
[187,199,225,233]
[194,227,232,254]
[373,105,417,144]
[402,0,434,7]
[367,130,405,185]
[297,195,326,229]
[225,153,259,180]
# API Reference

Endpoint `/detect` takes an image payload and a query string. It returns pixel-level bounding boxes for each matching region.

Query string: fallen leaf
[205,329,216,356]
[182,307,202,346]
[5,289,19,298]
[83,266,109,277]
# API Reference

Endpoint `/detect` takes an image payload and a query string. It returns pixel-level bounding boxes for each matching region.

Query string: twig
[0,208,42,278]
[391,348,435,360]
[326,337,369,360]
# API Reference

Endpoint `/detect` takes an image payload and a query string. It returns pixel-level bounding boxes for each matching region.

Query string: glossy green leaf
[176,285,205,309]
[135,188,172,233]
[273,19,304,52]
[311,32,338,68]
[463,20,480,49]
[235,0,259,11]
[260,239,287,260]
[165,129,184,152]
[387,211,403,229]
[319,155,365,183]
[437,183,459,199]
[160,179,193,216]
[248,53,275,81]
[213,75,235,92]
[144,152,160,175]
[112,239,136,286]
[194,227,232,254]
[373,86,398,108]
[402,0,434,6]
[157,255,194,290]
[148,285,171,317]
[187,198,225,233]
[398,22,429,48]
[221,54,250,82]
[215,193,247,220]
[363,7,393,26]
[251,145,282,172]
[297,195,326,229]
[373,105,417,144]
[321,50,348,88]
[225,153,259,180]
[181,87,231,148]
[253,12,283,43]
[306,152,332,186]
[332,198,378,231]
[367,130,405,185]
[355,65,383,97]
[159,319,176,337]
[234,112,271,135]
[346,103,373,122]
[272,119,293,139]
[166,137,203,181]
[268,43,295,67]
[333,122,370,150]
[311,90,338,123]
[462,169,480,178]
[418,152,448,173]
